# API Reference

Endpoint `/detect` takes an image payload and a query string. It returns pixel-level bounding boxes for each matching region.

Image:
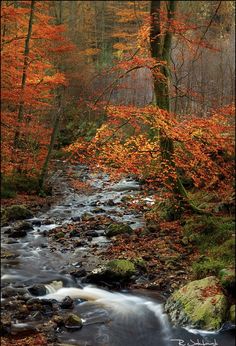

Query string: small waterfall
[40,285,171,331]
[44,280,63,294]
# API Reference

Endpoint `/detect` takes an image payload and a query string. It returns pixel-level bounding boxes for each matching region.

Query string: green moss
[192,259,225,279]
[229,305,235,324]
[219,268,235,291]
[54,232,65,240]
[64,313,83,329]
[166,277,228,330]
[106,259,136,278]
[2,205,33,224]
[183,215,235,279]
[105,223,133,237]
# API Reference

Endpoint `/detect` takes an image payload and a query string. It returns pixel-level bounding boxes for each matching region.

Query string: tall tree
[14,0,36,149]
[150,0,202,211]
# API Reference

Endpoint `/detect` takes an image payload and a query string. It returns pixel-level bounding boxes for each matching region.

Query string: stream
[1,165,235,345]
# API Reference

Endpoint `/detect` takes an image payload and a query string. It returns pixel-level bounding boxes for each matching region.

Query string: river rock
[14,221,33,231]
[69,229,81,237]
[9,229,27,238]
[10,323,38,336]
[0,314,11,336]
[28,284,47,296]
[70,268,87,278]
[1,249,18,259]
[229,305,235,324]
[81,212,94,221]
[2,205,33,223]
[165,276,228,331]
[60,296,74,309]
[105,199,116,206]
[31,219,42,226]
[85,231,99,237]
[71,216,81,222]
[64,313,83,329]
[2,287,28,298]
[86,259,136,285]
[105,222,133,238]
[42,219,54,225]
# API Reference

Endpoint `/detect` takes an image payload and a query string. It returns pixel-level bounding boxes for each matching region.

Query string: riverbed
[1,165,235,345]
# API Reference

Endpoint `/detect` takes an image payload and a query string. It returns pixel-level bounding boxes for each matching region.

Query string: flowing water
[1,165,235,346]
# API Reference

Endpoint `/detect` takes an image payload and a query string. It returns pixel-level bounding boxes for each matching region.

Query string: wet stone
[9,230,27,238]
[42,219,54,225]
[70,268,87,278]
[69,229,80,237]
[2,287,28,298]
[28,284,47,296]
[15,221,33,231]
[85,231,99,237]
[64,313,83,329]
[31,219,42,226]
[71,216,81,222]
[60,296,74,309]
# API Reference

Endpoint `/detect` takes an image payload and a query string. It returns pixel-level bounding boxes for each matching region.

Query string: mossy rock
[229,305,235,324]
[64,313,83,329]
[54,232,65,240]
[165,276,228,331]
[105,223,133,237]
[2,205,33,223]
[219,268,235,292]
[106,259,136,279]
[80,212,94,221]
[15,221,33,231]
[86,259,136,285]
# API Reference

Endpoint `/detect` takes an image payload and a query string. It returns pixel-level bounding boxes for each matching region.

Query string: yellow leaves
[113,43,131,51]
[80,48,101,56]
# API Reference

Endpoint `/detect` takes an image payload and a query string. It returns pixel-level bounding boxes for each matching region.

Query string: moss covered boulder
[86,259,136,286]
[2,205,33,224]
[106,259,136,279]
[105,222,133,238]
[165,276,228,331]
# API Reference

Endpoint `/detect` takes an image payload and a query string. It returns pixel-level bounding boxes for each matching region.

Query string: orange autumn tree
[65,1,235,216]
[1,0,71,186]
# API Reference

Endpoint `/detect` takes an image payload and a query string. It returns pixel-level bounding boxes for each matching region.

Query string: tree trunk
[150,0,204,213]
[14,0,36,148]
[39,1,64,190]
[39,92,63,190]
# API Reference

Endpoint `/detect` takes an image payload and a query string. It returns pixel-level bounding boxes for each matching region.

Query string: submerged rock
[64,313,83,329]
[165,276,228,331]
[105,222,133,238]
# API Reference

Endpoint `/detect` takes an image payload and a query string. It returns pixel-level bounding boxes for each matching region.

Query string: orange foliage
[65,103,235,203]
[1,1,71,176]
